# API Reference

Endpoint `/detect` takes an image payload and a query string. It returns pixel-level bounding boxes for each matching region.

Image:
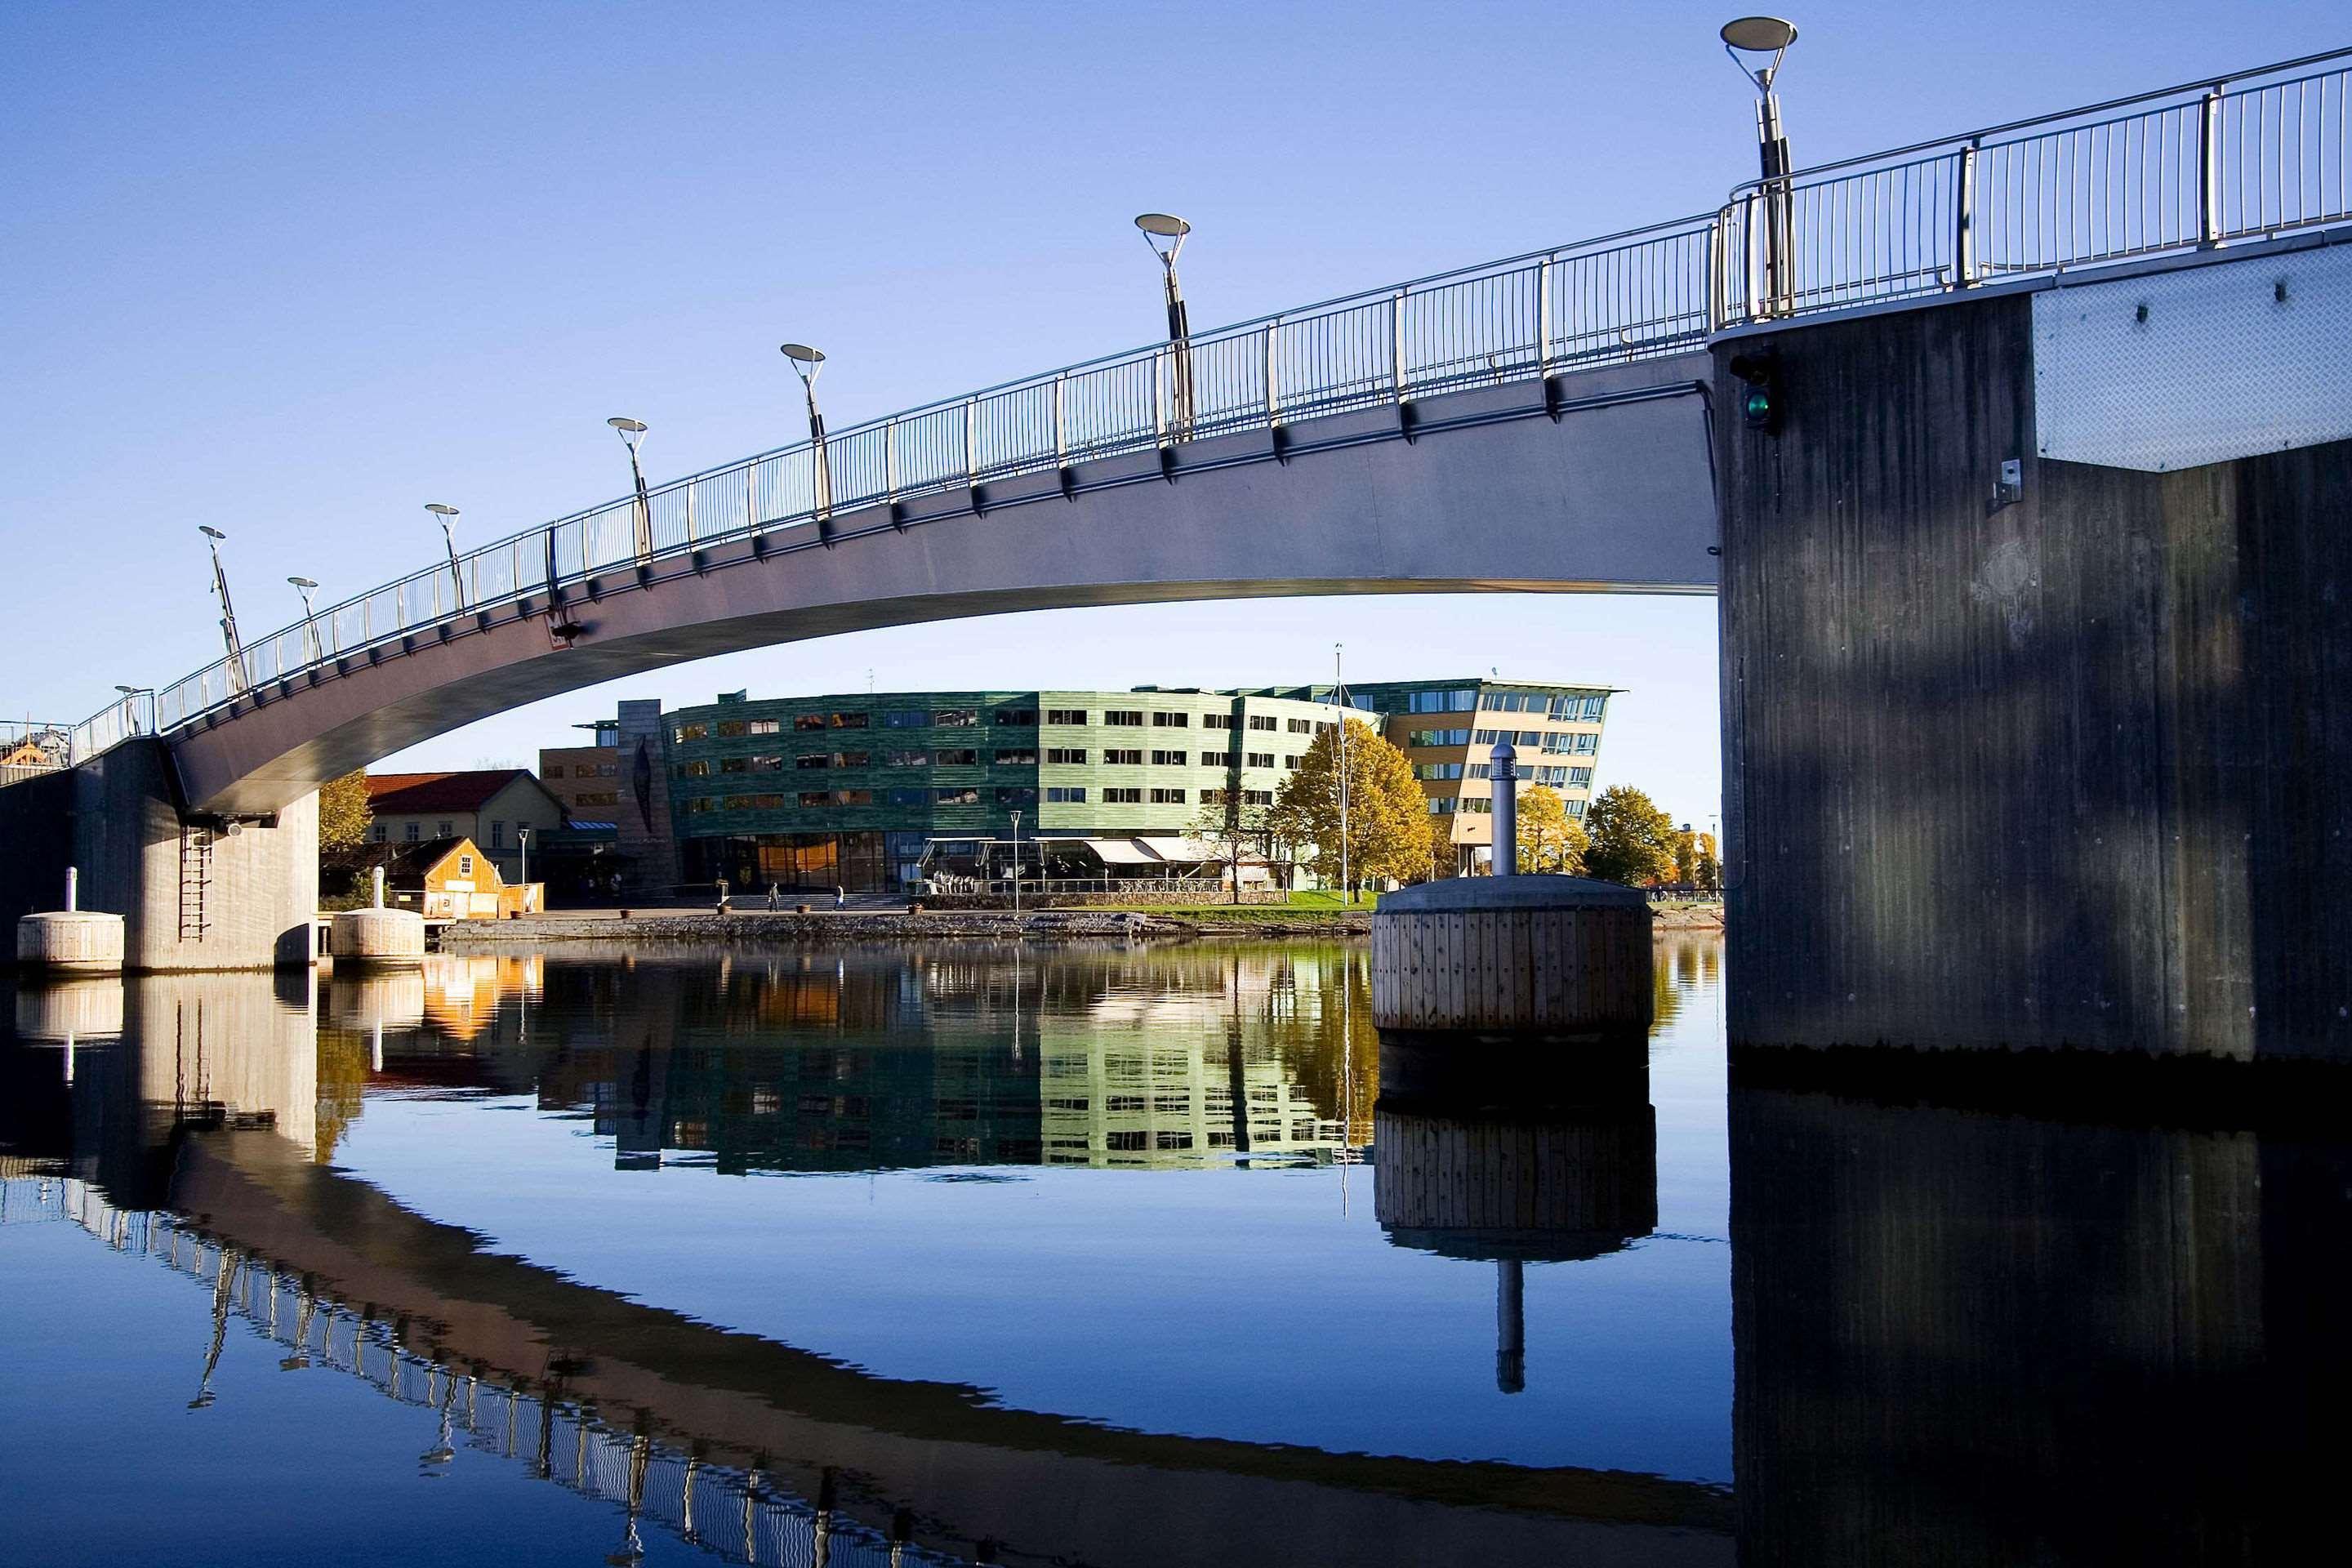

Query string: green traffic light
[1743,386,1772,423]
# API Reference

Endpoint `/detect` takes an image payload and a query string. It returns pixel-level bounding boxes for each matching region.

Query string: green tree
[1694,831,1722,897]
[318,768,373,853]
[1513,784,1590,874]
[1271,717,1436,898]
[1583,784,1679,888]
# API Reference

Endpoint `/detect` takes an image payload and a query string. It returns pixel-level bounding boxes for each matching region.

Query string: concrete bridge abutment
[1716,247,2352,1064]
[0,739,318,973]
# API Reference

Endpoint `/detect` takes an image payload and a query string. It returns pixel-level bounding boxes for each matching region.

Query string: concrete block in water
[16,911,127,974]
[329,906,426,966]
[1370,875,1653,1036]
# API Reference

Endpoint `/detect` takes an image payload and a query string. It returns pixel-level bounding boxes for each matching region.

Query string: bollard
[16,865,126,974]
[1489,742,1517,876]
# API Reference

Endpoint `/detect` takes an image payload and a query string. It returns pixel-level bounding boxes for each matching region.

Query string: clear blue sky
[2,1,2334,831]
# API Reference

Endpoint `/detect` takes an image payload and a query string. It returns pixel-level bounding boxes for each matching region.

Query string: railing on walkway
[51,45,2352,757]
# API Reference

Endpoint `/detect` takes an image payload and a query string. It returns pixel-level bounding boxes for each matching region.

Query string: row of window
[678,782,1241,814]
[676,706,1028,744]
[1201,788,1277,807]
[543,762,618,779]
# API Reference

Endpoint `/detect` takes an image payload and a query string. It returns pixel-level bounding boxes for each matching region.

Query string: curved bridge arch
[172,354,1716,815]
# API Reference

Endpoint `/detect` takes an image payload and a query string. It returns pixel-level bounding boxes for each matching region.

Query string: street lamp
[1334,641,1350,903]
[114,684,153,737]
[779,344,832,523]
[424,504,465,612]
[198,526,249,695]
[518,826,531,902]
[1009,809,1022,920]
[287,576,323,664]
[1134,213,1194,439]
[607,417,653,564]
[1721,16,1799,316]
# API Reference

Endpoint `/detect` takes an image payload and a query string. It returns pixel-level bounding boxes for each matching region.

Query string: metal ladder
[179,823,215,941]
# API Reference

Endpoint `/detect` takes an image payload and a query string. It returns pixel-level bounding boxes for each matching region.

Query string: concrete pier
[14,868,125,975]
[328,869,425,969]
[1370,876,1653,1039]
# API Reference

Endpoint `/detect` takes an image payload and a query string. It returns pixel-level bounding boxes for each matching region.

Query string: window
[1283,755,1300,769]
[1104,710,1145,726]
[1246,751,1274,769]
[1103,787,1142,804]
[994,708,1038,727]
[1242,789,1274,806]
[935,747,978,766]
[716,719,747,737]
[1201,713,1233,729]
[1286,718,1312,733]
[1408,728,1472,748]
[1045,708,1087,725]
[544,764,564,779]
[1566,799,1587,817]
[882,710,931,728]
[575,791,618,806]
[458,853,474,875]
[996,787,1037,808]
[1248,715,1276,731]
[834,789,872,806]
[1572,732,1599,755]
[598,764,617,776]
[675,722,708,742]
[1106,1130,1148,1152]
[994,748,1037,766]
[1534,765,1570,786]
[1104,748,1143,765]
[1045,786,1086,804]
[795,754,830,770]
[749,718,782,735]
[1045,746,1088,764]
[1570,766,1593,786]
[1407,689,1477,713]
[1462,797,1493,813]
[371,823,385,843]
[1156,1130,1194,1152]
[1152,749,1188,766]
[885,749,929,767]
[1473,728,1501,745]
[1428,798,1457,814]
[1200,787,1228,806]
[1417,763,1464,781]
[934,708,980,727]
[1150,711,1187,728]
[1150,787,1186,804]
[1199,749,1234,767]
[678,760,711,777]
[888,787,929,808]
[1468,763,1490,779]
[798,791,831,807]
[436,821,453,839]
[734,793,786,811]
[936,786,982,805]
[795,714,826,731]
[686,797,715,814]
[722,757,750,773]
[829,712,868,729]
[750,755,785,772]
[832,751,870,768]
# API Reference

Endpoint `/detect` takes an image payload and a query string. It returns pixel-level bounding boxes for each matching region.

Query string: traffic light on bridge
[1729,350,1780,435]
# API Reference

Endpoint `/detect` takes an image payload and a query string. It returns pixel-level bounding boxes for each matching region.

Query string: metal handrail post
[884,416,899,499]
[1053,373,1066,465]
[1953,140,1979,288]
[1535,256,1554,376]
[745,467,760,540]
[963,399,978,481]
[2198,83,2225,246]
[1390,288,1407,402]
[1263,321,1280,423]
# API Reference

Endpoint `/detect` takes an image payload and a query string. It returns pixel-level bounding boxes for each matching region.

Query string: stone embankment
[437,907,1375,948]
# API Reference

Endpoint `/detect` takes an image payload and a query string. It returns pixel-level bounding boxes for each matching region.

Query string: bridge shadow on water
[0,937,2341,1566]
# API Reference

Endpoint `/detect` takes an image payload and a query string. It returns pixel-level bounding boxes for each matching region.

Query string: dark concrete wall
[0,740,318,970]
[1717,291,2351,1060]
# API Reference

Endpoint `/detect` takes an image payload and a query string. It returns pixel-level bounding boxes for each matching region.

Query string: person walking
[766,882,780,912]
[833,883,846,911]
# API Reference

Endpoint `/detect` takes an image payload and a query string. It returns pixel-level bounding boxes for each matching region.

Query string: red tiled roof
[366,769,538,815]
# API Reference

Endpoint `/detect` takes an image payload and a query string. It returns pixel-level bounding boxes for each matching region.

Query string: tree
[1514,784,1589,874]
[1270,717,1436,897]
[1188,794,1275,904]
[318,768,372,853]
[1583,784,1679,888]
[1694,831,1722,898]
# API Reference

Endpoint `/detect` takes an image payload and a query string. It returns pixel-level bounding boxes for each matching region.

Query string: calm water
[0,935,2337,1566]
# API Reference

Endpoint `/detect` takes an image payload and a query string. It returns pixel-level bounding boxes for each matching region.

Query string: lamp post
[287,576,323,664]
[517,827,530,905]
[424,504,465,611]
[607,418,653,563]
[1334,641,1350,904]
[1009,809,1022,920]
[779,344,831,523]
[1490,742,1519,877]
[198,526,248,695]
[1721,16,1800,317]
[1134,213,1194,440]
[114,684,153,737]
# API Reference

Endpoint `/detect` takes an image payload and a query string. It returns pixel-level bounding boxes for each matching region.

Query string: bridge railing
[1721,47,2352,322]
[96,45,2352,748]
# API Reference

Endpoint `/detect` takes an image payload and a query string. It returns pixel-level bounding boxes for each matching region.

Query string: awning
[1084,839,1161,865]
[1135,835,1226,863]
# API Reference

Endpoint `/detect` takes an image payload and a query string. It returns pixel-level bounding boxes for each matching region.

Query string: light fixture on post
[114,684,154,737]
[1009,808,1023,920]
[1134,213,1195,440]
[778,344,832,526]
[287,576,323,665]
[1721,16,1799,318]
[198,526,249,696]
[424,504,465,612]
[606,418,653,564]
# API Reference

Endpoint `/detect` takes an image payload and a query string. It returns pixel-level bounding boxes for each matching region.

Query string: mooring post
[65,866,78,912]
[1490,742,1517,876]
[372,866,385,909]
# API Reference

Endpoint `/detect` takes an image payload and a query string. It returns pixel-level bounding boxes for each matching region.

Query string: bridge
[7,45,2350,1062]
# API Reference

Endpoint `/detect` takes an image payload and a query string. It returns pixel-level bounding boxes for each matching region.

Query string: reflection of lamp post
[1134,213,1194,439]
[1334,642,1351,903]
[779,344,831,523]
[287,576,323,663]
[198,526,248,693]
[425,504,464,611]
[1009,808,1022,920]
[607,417,653,563]
[1721,16,1800,316]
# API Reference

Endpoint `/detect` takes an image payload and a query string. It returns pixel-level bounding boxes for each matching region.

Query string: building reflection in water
[1731,1065,2350,1565]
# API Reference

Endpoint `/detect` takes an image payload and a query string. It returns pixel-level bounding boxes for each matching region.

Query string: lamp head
[1721,16,1797,91]
[607,416,647,439]
[198,525,227,541]
[424,503,459,519]
[1134,212,1190,261]
[778,343,826,382]
[287,576,318,590]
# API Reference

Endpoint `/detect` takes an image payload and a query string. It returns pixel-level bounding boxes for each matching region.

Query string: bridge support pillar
[1717,270,2351,1063]
[0,739,318,972]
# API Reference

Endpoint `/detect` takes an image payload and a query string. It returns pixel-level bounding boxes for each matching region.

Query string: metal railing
[51,46,2351,757]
